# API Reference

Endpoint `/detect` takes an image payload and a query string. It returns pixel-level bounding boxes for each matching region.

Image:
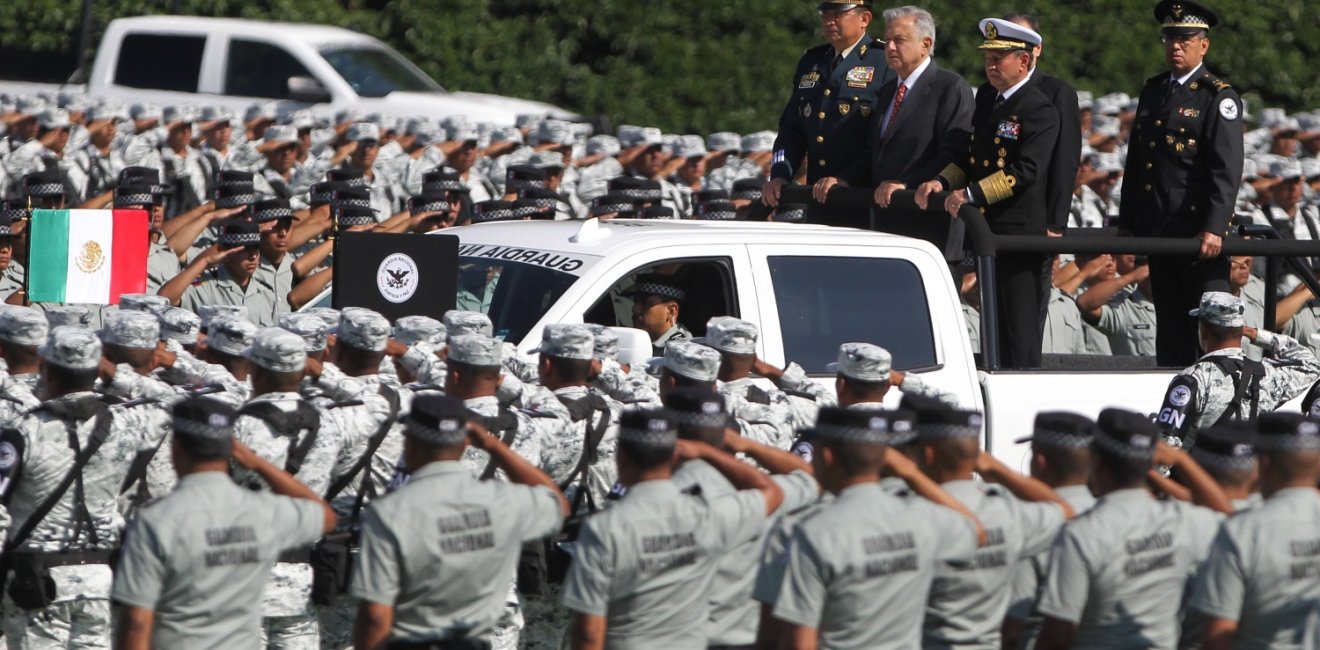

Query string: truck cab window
[584,259,737,338]
[114,34,204,92]
[225,39,314,99]
[767,256,937,372]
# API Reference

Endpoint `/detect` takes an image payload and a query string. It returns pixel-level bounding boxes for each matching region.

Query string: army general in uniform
[763,0,895,228]
[1119,0,1244,366]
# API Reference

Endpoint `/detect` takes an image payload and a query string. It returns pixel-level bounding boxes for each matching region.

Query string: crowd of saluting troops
[0,0,1312,648]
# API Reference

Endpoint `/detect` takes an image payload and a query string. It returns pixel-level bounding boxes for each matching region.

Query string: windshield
[458,250,594,344]
[319,46,441,97]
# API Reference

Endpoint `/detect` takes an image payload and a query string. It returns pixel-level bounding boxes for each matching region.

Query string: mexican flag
[28,209,149,305]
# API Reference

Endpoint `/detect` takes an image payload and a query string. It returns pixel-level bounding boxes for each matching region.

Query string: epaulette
[1201,71,1231,93]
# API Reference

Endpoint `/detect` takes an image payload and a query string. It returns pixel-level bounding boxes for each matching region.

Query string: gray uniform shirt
[110,472,325,649]
[1190,487,1320,650]
[351,461,563,642]
[923,480,1066,649]
[774,482,978,650]
[561,478,767,650]
[181,265,282,327]
[1037,488,1222,649]
[1094,286,1158,357]
[1005,485,1098,639]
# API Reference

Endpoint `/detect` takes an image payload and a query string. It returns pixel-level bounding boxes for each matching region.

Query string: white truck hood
[358,91,580,126]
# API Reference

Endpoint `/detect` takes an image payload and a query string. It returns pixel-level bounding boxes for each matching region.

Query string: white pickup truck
[1,16,577,125]
[309,218,1182,473]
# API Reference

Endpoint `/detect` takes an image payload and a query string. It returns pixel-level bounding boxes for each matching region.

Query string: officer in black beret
[763,0,895,228]
[1120,0,1244,366]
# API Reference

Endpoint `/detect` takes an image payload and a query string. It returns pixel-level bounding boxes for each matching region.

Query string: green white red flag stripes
[27,209,149,305]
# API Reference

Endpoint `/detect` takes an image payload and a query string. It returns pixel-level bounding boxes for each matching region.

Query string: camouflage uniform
[0,307,47,427]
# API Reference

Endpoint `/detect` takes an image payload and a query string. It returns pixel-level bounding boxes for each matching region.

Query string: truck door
[220,38,319,103]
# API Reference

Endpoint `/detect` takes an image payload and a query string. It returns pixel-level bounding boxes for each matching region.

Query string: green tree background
[4,0,1317,133]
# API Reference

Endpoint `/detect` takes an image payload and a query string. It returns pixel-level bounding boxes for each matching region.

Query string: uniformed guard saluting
[1119,0,1244,366]
[763,0,895,227]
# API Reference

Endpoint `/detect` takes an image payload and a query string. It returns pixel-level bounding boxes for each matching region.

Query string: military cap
[443,310,493,338]
[904,393,983,440]
[218,221,260,249]
[259,125,298,152]
[699,316,758,355]
[506,165,548,192]
[346,122,381,143]
[447,333,503,367]
[706,132,742,153]
[38,108,71,130]
[40,326,101,370]
[101,310,161,349]
[252,198,295,223]
[516,113,545,130]
[1270,159,1304,181]
[586,325,619,360]
[159,307,201,344]
[775,203,808,223]
[244,102,278,123]
[1190,291,1245,327]
[172,396,237,448]
[214,169,255,188]
[197,304,248,330]
[585,135,622,157]
[618,408,678,450]
[624,273,686,302]
[400,392,470,446]
[13,96,47,115]
[1154,0,1217,34]
[666,387,729,431]
[671,135,708,160]
[535,120,575,147]
[394,315,446,348]
[161,105,196,127]
[197,105,234,129]
[532,323,595,360]
[207,315,258,357]
[21,171,64,198]
[530,151,567,170]
[85,102,129,123]
[1090,152,1124,174]
[824,342,892,382]
[0,306,48,346]
[1076,91,1094,112]
[740,131,776,153]
[326,168,368,189]
[245,326,307,373]
[409,192,451,216]
[113,184,158,209]
[338,308,390,352]
[214,184,255,210]
[696,200,738,221]
[332,187,372,211]
[1255,412,1320,451]
[817,0,872,11]
[591,194,638,217]
[490,125,524,145]
[118,293,171,316]
[518,187,561,210]
[1093,407,1159,461]
[609,176,664,202]
[302,307,341,330]
[43,305,93,329]
[977,18,1042,51]
[1014,411,1097,448]
[422,170,469,194]
[1190,422,1257,470]
[336,204,377,227]
[279,312,330,352]
[806,406,894,445]
[118,166,169,196]
[472,200,517,224]
[512,198,555,220]
[309,181,340,207]
[1301,158,1320,182]
[640,206,676,220]
[661,340,721,382]
[447,123,480,143]
[130,102,162,121]
[730,179,764,202]
[617,125,663,149]
[0,210,15,238]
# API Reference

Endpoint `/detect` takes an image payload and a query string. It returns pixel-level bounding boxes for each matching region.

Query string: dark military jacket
[770,34,895,185]
[1119,65,1244,238]
[938,83,1060,236]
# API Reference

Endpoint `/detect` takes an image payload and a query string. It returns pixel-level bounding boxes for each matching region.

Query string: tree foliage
[5,0,1318,133]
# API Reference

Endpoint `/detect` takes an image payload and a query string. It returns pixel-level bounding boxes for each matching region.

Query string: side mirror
[610,327,654,367]
[287,76,331,103]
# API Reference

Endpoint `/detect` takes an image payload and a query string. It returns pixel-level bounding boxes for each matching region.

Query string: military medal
[838,103,851,116]
[1178,107,1200,118]
[995,121,1021,140]
[845,66,875,88]
[798,71,820,89]
[860,105,872,117]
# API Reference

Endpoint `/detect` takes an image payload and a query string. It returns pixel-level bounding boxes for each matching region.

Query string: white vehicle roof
[107,16,379,48]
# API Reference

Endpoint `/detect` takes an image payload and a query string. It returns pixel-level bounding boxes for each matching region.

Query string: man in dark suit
[762,0,895,228]
[841,6,974,213]
[916,18,1060,369]
[1120,0,1243,366]
[1004,13,1082,235]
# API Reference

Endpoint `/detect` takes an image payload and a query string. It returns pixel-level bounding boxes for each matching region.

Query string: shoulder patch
[1219,98,1239,121]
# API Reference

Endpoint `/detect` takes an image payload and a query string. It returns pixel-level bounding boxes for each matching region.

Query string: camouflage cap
[0,307,47,347]
[279,313,330,352]
[43,305,93,330]
[447,333,502,368]
[661,340,721,382]
[827,342,893,382]
[443,311,494,338]
[585,135,621,156]
[206,315,258,357]
[532,324,595,361]
[617,408,678,450]
[346,121,381,143]
[301,307,341,330]
[400,392,471,446]
[807,407,896,445]
[197,304,249,331]
[101,310,161,349]
[118,293,171,316]
[159,308,201,344]
[394,315,446,348]
[586,325,619,360]
[245,327,307,373]
[700,316,758,355]
[707,132,742,153]
[1189,291,1246,327]
[338,308,391,352]
[741,130,776,153]
[40,326,102,370]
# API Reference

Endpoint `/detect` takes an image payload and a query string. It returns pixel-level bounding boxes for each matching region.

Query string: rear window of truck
[768,255,937,372]
[114,34,204,92]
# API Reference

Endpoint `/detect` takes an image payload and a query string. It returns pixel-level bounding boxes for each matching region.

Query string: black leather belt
[277,548,312,564]
[34,550,114,567]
